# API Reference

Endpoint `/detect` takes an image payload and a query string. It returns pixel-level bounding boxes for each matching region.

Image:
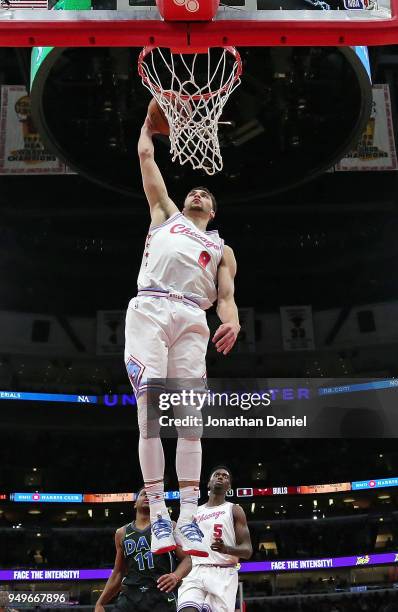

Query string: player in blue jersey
[95,488,192,612]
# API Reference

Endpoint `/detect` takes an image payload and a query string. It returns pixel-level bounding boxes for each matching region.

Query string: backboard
[0,0,397,47]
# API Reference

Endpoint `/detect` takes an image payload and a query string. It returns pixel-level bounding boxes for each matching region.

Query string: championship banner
[96,307,255,355]
[96,310,124,356]
[0,85,65,174]
[280,305,315,351]
[335,84,398,171]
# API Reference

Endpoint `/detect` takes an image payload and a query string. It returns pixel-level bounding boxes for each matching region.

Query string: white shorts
[177,565,239,612]
[124,295,209,398]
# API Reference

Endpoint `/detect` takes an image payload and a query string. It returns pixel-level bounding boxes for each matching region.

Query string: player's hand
[210,538,228,554]
[212,322,240,355]
[157,572,180,593]
[94,604,106,612]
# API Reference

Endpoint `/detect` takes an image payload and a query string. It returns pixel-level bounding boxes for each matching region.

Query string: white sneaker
[151,513,177,555]
[174,518,209,557]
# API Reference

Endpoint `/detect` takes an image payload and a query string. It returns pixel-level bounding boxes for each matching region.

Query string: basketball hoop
[138,46,242,175]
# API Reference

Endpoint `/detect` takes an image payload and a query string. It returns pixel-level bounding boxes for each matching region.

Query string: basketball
[147,98,170,136]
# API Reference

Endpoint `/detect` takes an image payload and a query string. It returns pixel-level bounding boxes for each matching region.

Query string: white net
[138,46,242,175]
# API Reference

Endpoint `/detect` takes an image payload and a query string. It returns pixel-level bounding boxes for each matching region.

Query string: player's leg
[203,567,239,612]
[167,306,209,556]
[114,587,177,612]
[136,587,178,612]
[137,391,177,554]
[177,566,206,612]
[125,297,175,554]
[110,588,140,612]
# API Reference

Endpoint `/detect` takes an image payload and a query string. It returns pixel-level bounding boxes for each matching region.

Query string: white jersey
[193,501,239,566]
[137,211,224,310]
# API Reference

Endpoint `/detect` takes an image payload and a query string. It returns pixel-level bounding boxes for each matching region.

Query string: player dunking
[177,466,252,612]
[125,110,240,557]
[95,488,192,612]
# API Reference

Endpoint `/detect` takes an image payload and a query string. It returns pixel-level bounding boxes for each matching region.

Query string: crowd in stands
[1,431,398,492]
[0,531,115,569]
[1,519,398,569]
[270,519,379,558]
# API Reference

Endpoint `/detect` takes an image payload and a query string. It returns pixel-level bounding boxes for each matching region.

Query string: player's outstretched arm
[232,504,253,559]
[210,505,252,560]
[213,245,240,356]
[157,549,192,593]
[95,529,126,612]
[138,117,179,227]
